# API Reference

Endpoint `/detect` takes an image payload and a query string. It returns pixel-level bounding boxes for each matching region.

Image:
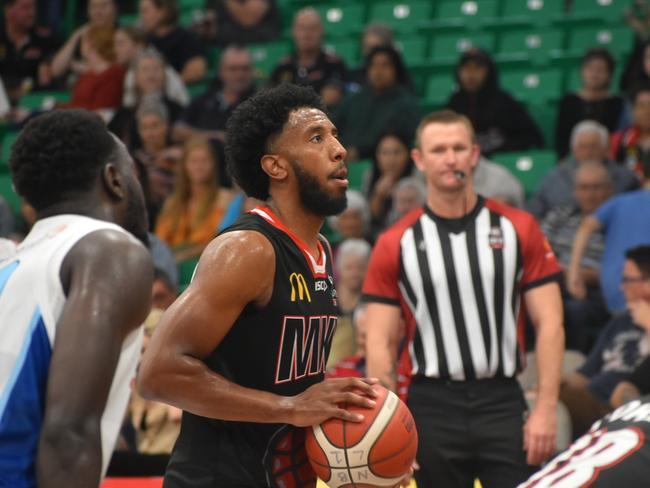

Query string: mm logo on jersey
[289,273,311,302]
[275,315,337,383]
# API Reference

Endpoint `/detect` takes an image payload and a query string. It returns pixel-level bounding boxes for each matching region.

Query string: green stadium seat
[187,80,211,98]
[430,32,496,67]
[118,14,138,26]
[499,0,565,25]
[500,68,563,104]
[433,1,499,29]
[424,73,456,109]
[178,257,200,289]
[324,39,359,67]
[496,30,564,65]
[368,1,432,32]
[395,36,428,67]
[19,91,71,110]
[347,159,373,192]
[566,26,634,58]
[0,173,20,215]
[249,40,292,80]
[315,4,365,37]
[527,102,558,149]
[491,150,556,195]
[568,0,629,23]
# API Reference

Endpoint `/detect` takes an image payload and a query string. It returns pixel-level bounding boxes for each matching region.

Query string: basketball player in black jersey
[138,84,389,488]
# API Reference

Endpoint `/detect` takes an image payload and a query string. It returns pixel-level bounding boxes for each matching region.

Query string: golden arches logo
[289,273,311,302]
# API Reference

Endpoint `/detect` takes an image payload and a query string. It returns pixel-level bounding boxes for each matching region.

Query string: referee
[362,110,564,487]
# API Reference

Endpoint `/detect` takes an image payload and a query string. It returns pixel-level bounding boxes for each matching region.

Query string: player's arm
[567,216,601,299]
[364,302,402,392]
[523,281,564,465]
[137,231,377,426]
[37,230,153,488]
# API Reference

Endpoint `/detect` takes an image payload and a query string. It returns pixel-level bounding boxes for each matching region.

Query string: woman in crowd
[155,138,232,262]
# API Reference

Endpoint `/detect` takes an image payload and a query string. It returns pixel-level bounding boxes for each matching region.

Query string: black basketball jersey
[164,206,339,488]
[520,394,650,487]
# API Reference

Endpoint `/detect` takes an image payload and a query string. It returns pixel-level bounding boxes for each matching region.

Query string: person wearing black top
[446,48,544,157]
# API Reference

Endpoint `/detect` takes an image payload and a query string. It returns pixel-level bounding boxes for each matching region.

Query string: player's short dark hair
[150,0,179,26]
[626,245,650,277]
[10,109,118,211]
[225,83,324,200]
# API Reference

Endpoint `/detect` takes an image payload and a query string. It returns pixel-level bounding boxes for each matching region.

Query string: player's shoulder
[204,228,275,268]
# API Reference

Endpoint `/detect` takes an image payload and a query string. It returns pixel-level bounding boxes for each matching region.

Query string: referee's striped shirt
[362,197,561,381]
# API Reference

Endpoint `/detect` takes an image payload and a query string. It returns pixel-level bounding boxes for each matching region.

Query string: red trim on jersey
[249,206,328,278]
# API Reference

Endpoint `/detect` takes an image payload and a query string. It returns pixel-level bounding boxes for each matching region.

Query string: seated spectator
[611,346,650,409]
[270,8,346,100]
[367,131,414,234]
[133,96,181,209]
[388,176,427,225]
[205,0,280,46]
[327,190,372,246]
[0,78,9,120]
[472,156,525,207]
[115,25,189,108]
[610,83,650,176]
[560,246,650,438]
[446,48,544,157]
[139,0,207,83]
[328,238,371,368]
[148,236,178,291]
[555,48,627,160]
[568,164,650,313]
[542,161,612,352]
[155,138,233,262]
[67,26,125,112]
[173,45,255,186]
[528,120,639,219]
[0,0,58,103]
[50,0,117,83]
[109,47,184,149]
[348,22,395,86]
[334,46,420,161]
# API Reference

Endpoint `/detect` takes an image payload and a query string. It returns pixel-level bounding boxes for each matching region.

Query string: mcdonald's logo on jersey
[289,273,311,302]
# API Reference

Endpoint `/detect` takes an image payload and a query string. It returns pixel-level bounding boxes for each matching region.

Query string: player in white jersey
[0,109,153,488]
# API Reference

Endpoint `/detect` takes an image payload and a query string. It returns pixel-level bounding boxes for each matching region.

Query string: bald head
[293,8,323,54]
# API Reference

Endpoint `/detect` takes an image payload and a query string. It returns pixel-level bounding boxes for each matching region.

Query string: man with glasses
[561,245,650,438]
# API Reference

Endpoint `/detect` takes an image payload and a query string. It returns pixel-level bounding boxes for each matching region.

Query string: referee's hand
[523,403,557,466]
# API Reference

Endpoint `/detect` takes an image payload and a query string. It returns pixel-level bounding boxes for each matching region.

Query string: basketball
[305,385,418,488]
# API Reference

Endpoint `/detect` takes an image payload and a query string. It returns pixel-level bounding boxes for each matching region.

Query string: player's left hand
[523,403,557,466]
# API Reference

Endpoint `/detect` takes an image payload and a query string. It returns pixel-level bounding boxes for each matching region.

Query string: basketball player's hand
[286,377,379,427]
[524,403,557,466]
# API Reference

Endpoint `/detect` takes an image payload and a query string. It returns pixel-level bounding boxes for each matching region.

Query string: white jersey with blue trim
[0,215,144,487]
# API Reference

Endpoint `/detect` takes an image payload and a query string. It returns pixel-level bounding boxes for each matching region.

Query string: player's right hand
[286,377,379,427]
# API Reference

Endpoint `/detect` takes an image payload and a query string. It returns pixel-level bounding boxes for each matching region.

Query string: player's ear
[101,163,126,201]
[261,154,288,182]
[411,148,425,172]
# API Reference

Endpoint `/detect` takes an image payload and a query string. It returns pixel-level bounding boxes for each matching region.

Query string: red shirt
[69,64,125,110]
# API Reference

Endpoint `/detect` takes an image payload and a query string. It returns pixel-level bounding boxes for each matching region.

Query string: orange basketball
[305,385,418,488]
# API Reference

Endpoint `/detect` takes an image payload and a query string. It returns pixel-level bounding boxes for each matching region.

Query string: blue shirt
[595,190,650,312]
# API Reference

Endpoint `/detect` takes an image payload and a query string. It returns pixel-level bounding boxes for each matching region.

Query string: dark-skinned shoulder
[60,228,153,338]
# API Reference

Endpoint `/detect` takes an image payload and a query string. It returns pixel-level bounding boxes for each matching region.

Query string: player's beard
[290,160,347,217]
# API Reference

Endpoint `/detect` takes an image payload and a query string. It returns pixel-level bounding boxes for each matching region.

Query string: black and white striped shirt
[363,197,561,381]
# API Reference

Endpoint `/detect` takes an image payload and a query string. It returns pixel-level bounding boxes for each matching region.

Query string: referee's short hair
[415,110,476,148]
[626,245,650,277]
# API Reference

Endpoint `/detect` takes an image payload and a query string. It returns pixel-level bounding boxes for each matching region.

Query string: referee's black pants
[407,376,532,488]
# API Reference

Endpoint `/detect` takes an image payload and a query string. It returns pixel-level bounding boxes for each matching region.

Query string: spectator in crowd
[173,45,254,185]
[335,45,420,162]
[472,156,525,207]
[0,196,14,238]
[542,161,612,352]
[0,79,9,120]
[367,131,414,234]
[610,83,650,176]
[561,245,650,437]
[388,176,427,224]
[155,138,233,262]
[348,22,395,86]
[270,8,346,97]
[67,26,126,112]
[446,48,544,156]
[528,120,639,219]
[611,334,650,408]
[50,0,117,83]
[555,48,627,160]
[204,0,280,46]
[327,189,372,246]
[109,47,184,149]
[568,159,650,313]
[0,0,58,103]
[139,0,207,83]
[327,238,371,368]
[133,96,181,210]
[115,25,189,108]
